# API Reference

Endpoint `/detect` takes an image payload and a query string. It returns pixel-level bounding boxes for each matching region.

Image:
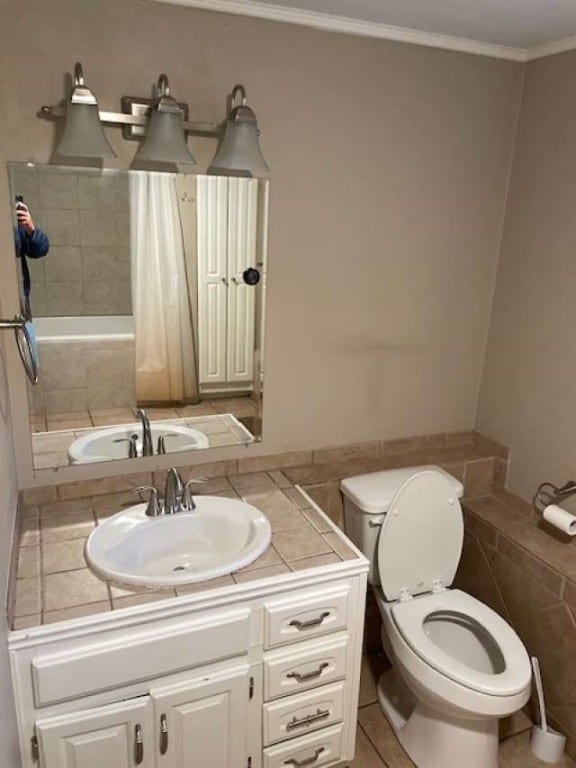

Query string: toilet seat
[391,590,530,697]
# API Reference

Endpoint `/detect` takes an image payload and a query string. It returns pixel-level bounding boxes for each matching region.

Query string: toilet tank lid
[340,465,464,514]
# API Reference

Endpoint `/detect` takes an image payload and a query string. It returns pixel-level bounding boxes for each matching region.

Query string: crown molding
[146,0,528,61]
[526,34,576,61]
[147,0,576,63]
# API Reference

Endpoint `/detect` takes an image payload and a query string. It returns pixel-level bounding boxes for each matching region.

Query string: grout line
[356,720,391,767]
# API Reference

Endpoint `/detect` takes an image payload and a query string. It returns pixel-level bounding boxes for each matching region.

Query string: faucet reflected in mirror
[7,163,269,470]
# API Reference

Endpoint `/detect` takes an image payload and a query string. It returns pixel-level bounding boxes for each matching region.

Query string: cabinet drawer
[263,681,345,746]
[32,608,250,707]
[264,635,348,701]
[264,584,351,649]
[262,723,344,768]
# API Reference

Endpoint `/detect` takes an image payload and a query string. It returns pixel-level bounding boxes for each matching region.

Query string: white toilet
[341,466,531,768]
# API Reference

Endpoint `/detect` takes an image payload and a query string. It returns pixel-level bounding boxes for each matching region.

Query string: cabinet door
[152,663,250,768]
[197,175,229,385]
[226,178,258,384]
[36,697,153,768]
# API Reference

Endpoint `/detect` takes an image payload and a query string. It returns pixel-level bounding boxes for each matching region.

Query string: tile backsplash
[10,165,131,317]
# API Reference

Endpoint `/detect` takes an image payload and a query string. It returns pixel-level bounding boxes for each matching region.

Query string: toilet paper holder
[534,480,576,510]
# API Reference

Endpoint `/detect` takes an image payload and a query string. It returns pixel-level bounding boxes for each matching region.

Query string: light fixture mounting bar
[39,104,220,137]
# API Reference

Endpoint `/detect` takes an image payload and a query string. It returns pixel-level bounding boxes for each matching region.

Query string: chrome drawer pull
[160,714,168,755]
[286,708,331,732]
[284,747,325,767]
[134,724,144,765]
[289,612,330,631]
[286,662,329,683]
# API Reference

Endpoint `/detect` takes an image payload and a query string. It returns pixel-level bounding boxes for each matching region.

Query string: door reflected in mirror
[7,163,269,470]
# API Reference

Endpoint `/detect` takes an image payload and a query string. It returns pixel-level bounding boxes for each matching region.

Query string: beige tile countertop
[11,471,361,630]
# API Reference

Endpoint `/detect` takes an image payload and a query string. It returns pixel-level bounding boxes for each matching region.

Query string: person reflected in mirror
[14,197,50,320]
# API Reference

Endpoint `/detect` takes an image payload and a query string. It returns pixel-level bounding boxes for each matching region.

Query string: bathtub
[34,315,135,343]
[32,316,136,415]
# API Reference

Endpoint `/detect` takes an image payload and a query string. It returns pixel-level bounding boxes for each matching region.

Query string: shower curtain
[129,172,199,405]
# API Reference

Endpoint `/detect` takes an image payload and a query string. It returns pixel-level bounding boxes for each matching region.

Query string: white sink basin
[69,422,209,463]
[85,496,272,587]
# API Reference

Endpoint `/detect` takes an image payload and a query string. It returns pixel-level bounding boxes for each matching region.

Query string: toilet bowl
[341,466,531,768]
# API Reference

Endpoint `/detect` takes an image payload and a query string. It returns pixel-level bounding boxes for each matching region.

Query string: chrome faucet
[133,470,207,517]
[164,468,184,515]
[136,409,154,457]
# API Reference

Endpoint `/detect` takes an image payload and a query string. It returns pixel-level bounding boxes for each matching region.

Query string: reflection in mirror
[7,164,269,470]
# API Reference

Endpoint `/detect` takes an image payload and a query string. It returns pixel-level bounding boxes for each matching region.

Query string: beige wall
[0,106,22,767]
[476,50,576,500]
[0,0,523,487]
[0,330,21,765]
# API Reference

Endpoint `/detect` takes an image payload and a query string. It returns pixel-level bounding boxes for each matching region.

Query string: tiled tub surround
[30,335,135,417]
[32,413,254,470]
[12,474,359,629]
[12,430,507,628]
[455,489,576,761]
[10,164,131,317]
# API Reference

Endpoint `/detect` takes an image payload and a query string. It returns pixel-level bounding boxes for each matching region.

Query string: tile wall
[9,165,131,317]
[455,490,576,760]
[29,338,135,415]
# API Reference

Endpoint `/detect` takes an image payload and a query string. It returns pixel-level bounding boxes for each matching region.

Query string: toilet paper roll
[543,504,576,536]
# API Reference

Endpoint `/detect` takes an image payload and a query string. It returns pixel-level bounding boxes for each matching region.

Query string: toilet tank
[340,465,464,585]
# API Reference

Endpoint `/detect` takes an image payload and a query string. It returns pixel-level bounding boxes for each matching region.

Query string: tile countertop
[11,472,363,630]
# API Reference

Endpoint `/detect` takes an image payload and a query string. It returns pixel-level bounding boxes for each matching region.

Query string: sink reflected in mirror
[85,496,272,587]
[7,163,269,470]
[68,421,211,463]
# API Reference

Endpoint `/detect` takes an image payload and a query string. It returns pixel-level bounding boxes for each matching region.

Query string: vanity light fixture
[207,85,270,178]
[40,63,270,175]
[54,63,117,159]
[132,74,196,166]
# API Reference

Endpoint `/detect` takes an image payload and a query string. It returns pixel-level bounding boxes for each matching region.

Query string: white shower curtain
[129,172,198,404]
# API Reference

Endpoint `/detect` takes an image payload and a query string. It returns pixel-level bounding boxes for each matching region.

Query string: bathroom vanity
[8,488,368,768]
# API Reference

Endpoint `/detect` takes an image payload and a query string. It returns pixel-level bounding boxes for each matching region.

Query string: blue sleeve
[26,228,50,259]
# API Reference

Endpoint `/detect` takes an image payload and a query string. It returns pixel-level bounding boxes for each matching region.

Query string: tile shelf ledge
[464,492,576,584]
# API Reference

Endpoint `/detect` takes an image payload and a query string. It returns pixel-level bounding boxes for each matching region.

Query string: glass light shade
[55,102,117,159]
[133,109,196,165]
[208,119,270,178]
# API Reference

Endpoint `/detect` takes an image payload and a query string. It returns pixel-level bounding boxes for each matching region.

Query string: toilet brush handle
[532,656,548,731]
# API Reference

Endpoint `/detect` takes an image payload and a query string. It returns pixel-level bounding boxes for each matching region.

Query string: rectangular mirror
[8,163,269,470]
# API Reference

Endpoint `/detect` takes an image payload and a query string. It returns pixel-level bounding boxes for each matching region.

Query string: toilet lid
[377,470,463,601]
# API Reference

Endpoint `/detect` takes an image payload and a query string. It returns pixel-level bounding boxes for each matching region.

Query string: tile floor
[31,396,259,432]
[349,655,576,768]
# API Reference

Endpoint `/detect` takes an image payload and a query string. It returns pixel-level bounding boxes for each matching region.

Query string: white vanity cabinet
[10,567,368,768]
[152,663,251,768]
[36,696,153,768]
[34,663,252,768]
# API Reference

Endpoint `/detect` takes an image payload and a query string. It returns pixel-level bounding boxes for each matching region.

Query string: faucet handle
[182,478,207,511]
[134,486,162,517]
[157,433,178,455]
[113,434,139,458]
